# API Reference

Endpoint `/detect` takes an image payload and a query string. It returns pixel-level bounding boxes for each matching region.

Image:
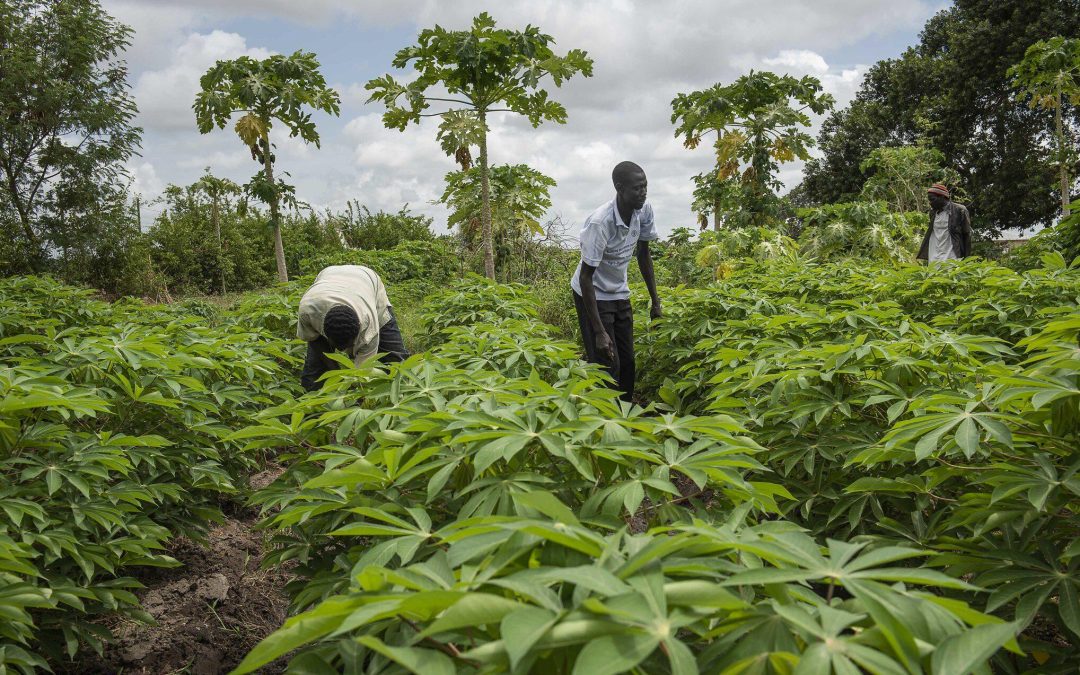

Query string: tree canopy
[366,12,592,278]
[672,71,834,229]
[801,0,1080,236]
[0,0,141,277]
[194,51,340,282]
[1009,36,1080,215]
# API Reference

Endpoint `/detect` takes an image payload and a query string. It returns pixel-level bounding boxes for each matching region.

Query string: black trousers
[573,291,634,401]
[375,308,409,363]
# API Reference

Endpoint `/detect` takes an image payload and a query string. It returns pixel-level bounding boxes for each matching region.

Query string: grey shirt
[928,209,957,262]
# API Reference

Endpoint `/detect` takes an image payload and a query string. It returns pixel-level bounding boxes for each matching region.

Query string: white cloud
[765,50,831,75]
[128,160,164,198]
[132,31,273,132]
[108,0,932,239]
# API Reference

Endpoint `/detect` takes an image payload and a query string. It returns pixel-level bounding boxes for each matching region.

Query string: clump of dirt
[58,468,293,675]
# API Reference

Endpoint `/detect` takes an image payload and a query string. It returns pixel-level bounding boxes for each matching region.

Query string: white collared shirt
[570,199,658,301]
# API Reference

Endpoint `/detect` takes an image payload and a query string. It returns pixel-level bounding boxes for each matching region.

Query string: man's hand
[594,330,615,363]
[650,300,663,320]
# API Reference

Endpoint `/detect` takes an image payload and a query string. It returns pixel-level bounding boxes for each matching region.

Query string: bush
[797,200,924,262]
[635,258,1080,672]
[331,202,435,251]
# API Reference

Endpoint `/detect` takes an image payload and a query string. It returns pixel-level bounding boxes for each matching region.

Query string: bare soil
[56,468,292,675]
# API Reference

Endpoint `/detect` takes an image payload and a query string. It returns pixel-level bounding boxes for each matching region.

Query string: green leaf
[356,636,456,675]
[420,593,523,637]
[954,416,980,456]
[501,607,557,671]
[572,632,660,675]
[513,490,580,526]
[231,597,361,674]
[931,622,1018,675]
[1059,581,1080,638]
[663,637,699,675]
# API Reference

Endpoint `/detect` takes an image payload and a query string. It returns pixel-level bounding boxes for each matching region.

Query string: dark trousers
[573,291,634,401]
[376,308,409,363]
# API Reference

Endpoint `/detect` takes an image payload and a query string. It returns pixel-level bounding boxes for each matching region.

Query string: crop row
[233,272,1058,673]
[0,276,299,670]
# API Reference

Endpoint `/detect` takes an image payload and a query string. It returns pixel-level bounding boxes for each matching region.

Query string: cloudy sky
[102,0,944,238]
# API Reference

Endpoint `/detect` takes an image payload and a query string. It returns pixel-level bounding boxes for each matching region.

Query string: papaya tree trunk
[1057,86,1071,216]
[713,200,721,231]
[262,133,288,282]
[212,195,225,295]
[478,108,495,280]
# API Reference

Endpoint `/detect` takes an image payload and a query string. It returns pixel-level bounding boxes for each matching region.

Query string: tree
[193,51,340,282]
[1009,36,1080,215]
[193,170,241,294]
[690,171,737,231]
[672,71,834,229]
[0,0,141,274]
[859,145,964,214]
[366,12,592,279]
[801,0,1080,236]
[439,163,554,280]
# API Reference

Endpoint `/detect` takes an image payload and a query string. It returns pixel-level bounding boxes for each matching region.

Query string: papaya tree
[193,169,241,294]
[672,71,834,228]
[193,51,340,282]
[1009,37,1080,215]
[366,12,592,279]
[439,163,555,279]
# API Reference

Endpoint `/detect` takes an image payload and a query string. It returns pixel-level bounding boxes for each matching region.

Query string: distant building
[997,238,1029,251]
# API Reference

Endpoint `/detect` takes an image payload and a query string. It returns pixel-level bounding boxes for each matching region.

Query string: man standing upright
[917,183,972,262]
[571,161,662,401]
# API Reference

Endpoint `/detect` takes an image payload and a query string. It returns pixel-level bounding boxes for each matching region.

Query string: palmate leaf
[882,404,1014,459]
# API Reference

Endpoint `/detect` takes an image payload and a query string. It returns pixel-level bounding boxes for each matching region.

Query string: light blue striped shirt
[570,199,658,301]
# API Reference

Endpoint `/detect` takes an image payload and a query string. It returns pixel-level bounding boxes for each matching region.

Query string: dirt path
[60,469,292,675]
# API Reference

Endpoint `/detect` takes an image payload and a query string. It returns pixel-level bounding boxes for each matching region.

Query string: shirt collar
[612,200,637,229]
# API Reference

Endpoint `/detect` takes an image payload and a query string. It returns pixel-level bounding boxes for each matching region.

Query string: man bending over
[570,161,662,401]
[297,265,409,391]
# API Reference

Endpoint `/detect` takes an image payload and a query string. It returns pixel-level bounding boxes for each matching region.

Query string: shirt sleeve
[296,304,320,341]
[352,334,379,367]
[638,203,658,241]
[579,216,611,267]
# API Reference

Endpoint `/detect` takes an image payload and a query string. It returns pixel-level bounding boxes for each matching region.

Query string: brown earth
[56,467,292,675]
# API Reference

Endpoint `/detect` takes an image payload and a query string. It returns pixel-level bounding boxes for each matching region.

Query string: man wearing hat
[917,183,972,262]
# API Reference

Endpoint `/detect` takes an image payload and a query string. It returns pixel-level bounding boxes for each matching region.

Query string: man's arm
[578,264,615,362]
[300,337,333,392]
[636,240,662,319]
[961,206,973,258]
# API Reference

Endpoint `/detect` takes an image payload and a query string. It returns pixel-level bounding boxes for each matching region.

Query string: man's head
[613,161,648,211]
[323,304,360,352]
[928,183,951,212]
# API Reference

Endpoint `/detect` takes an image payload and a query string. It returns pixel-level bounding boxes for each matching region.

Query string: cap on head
[612,161,645,187]
[927,183,950,199]
[323,304,360,351]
